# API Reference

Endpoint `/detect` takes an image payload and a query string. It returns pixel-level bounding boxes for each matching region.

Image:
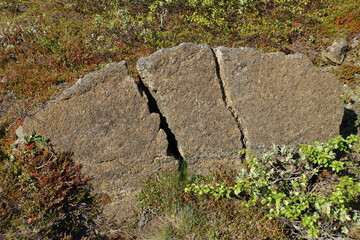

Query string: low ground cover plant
[185,135,360,239]
[0,132,100,239]
[0,0,358,113]
[136,169,288,239]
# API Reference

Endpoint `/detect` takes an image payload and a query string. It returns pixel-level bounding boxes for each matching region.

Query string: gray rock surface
[322,37,348,64]
[20,62,175,221]
[18,43,345,222]
[137,43,243,171]
[215,46,344,155]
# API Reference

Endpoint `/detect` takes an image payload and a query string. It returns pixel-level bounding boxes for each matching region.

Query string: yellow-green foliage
[137,170,288,239]
[147,0,315,27]
[185,135,360,239]
[0,0,358,109]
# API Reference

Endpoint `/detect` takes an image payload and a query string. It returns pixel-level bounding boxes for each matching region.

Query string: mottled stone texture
[137,43,243,170]
[19,43,344,222]
[20,62,175,221]
[215,46,343,155]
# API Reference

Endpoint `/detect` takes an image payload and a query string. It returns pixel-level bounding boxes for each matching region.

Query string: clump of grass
[136,169,288,239]
[333,65,360,85]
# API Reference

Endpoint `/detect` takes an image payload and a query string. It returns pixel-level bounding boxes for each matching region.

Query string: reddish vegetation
[0,136,98,239]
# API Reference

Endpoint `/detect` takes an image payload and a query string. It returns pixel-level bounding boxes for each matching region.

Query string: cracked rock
[19,61,175,222]
[215,46,343,155]
[17,43,345,222]
[137,43,243,172]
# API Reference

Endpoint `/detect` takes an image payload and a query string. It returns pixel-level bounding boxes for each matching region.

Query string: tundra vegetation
[0,0,359,239]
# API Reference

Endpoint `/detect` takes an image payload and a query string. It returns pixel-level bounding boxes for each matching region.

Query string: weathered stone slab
[19,61,175,221]
[137,43,243,170]
[17,43,345,222]
[215,47,344,155]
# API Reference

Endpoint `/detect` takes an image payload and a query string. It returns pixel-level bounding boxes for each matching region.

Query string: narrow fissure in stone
[137,76,183,160]
[210,48,247,150]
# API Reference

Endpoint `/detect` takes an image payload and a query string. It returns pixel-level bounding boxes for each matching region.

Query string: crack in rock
[211,48,247,150]
[213,46,343,156]
[137,43,243,164]
[18,61,178,223]
[137,76,183,160]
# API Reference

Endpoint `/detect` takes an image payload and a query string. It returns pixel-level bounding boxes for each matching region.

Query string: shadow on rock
[340,108,358,137]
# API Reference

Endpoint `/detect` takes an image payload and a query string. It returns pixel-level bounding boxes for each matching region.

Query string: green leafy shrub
[0,132,100,239]
[185,135,360,239]
[146,0,315,29]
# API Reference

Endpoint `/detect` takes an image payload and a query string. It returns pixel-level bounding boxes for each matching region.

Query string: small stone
[348,33,360,49]
[322,37,348,64]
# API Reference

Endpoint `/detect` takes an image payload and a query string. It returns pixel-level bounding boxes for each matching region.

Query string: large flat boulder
[17,43,344,223]
[137,43,243,171]
[215,47,343,155]
[19,62,175,221]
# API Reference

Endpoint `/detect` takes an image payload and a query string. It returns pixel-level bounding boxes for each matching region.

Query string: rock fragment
[215,46,343,155]
[322,37,348,64]
[20,61,175,222]
[137,43,243,171]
